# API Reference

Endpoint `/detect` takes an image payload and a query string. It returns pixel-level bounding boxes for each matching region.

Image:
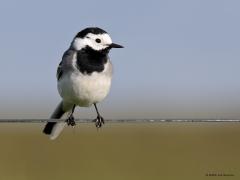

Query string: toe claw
[66,115,76,126]
[93,115,104,128]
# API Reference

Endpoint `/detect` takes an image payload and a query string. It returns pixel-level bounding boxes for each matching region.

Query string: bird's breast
[58,63,112,107]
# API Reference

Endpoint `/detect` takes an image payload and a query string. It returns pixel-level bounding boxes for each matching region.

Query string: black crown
[75,27,107,38]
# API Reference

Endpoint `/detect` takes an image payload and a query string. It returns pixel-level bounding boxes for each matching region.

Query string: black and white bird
[43,27,123,140]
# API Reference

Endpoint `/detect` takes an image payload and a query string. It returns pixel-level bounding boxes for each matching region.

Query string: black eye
[95,38,101,43]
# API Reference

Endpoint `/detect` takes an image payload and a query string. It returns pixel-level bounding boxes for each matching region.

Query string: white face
[72,33,113,51]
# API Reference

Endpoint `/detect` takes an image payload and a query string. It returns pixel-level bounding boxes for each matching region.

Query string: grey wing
[56,49,75,80]
[56,61,63,80]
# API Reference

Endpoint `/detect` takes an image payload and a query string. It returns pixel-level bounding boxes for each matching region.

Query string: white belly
[58,71,112,107]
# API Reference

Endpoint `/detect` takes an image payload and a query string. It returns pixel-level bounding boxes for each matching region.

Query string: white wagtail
[43,27,123,139]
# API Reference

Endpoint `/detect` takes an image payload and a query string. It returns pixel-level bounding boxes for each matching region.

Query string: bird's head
[71,27,123,53]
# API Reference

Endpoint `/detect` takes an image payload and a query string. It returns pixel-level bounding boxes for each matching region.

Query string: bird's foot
[93,115,104,128]
[66,114,76,126]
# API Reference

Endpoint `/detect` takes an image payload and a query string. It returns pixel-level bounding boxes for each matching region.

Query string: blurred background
[0,123,239,180]
[0,0,240,119]
[0,1,240,180]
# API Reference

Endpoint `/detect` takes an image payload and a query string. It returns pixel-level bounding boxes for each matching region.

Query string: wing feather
[56,61,63,80]
[56,49,75,80]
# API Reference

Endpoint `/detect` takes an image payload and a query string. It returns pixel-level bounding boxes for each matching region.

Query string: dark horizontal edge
[0,119,239,123]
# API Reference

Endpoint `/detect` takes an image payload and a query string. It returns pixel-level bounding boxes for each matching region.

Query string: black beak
[109,43,124,48]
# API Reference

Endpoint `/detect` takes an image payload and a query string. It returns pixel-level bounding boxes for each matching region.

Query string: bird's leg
[66,104,76,126]
[93,103,104,128]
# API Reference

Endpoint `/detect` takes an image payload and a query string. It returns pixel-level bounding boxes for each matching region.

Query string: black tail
[43,122,56,134]
[43,101,64,135]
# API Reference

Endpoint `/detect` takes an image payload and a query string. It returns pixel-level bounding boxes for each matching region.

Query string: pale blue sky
[0,0,240,118]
